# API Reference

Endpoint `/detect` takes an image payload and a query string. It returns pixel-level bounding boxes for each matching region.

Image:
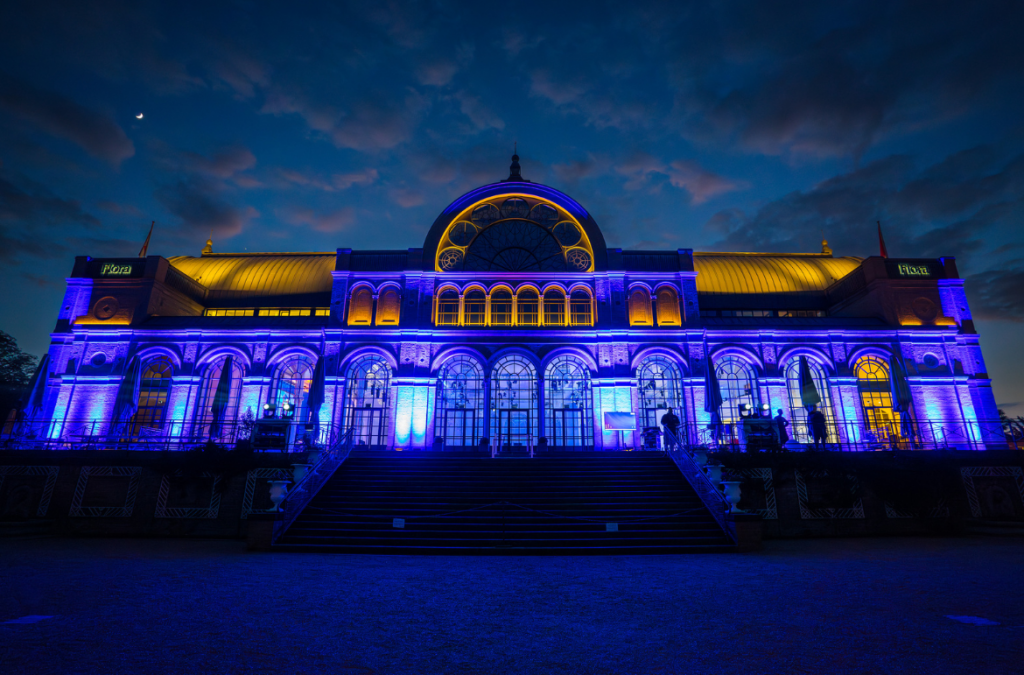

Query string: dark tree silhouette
[0,331,39,417]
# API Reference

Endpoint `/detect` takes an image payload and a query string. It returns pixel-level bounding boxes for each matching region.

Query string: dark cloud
[155,179,258,240]
[278,206,355,233]
[966,267,1024,322]
[0,75,134,165]
[0,170,101,262]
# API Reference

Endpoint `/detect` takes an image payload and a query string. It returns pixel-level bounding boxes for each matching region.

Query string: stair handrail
[272,427,355,543]
[662,428,736,543]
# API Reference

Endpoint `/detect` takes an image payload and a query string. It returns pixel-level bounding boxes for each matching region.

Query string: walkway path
[1,537,1022,674]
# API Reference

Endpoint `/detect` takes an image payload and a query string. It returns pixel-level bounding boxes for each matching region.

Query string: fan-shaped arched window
[193,356,244,440]
[348,287,373,326]
[436,288,460,326]
[434,356,485,449]
[637,356,684,434]
[344,354,392,448]
[656,287,681,326]
[517,288,539,326]
[464,289,486,326]
[272,355,314,421]
[490,355,538,446]
[132,357,173,435]
[715,355,759,425]
[569,290,593,326]
[629,288,653,326]
[543,289,565,326]
[855,355,900,438]
[784,357,836,443]
[490,289,513,327]
[544,355,593,448]
[375,287,400,326]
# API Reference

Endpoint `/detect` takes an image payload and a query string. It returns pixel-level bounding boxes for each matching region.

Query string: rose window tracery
[436,195,595,272]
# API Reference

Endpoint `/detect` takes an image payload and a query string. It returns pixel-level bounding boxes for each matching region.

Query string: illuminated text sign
[897,264,931,277]
[100,263,135,276]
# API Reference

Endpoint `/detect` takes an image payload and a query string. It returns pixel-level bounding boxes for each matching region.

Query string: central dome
[422,158,608,273]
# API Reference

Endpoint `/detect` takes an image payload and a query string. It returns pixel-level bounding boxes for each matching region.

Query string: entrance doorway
[550,408,587,449]
[496,409,532,449]
[441,409,477,448]
[351,408,386,448]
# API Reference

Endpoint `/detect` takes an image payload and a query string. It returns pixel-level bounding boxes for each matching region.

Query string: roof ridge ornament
[501,142,530,183]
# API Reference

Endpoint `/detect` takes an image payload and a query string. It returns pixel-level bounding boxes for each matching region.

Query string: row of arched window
[120,350,904,446]
[628,286,682,326]
[434,286,595,327]
[347,285,401,326]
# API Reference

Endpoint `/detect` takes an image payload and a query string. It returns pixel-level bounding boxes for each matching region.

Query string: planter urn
[720,480,744,513]
[268,480,291,512]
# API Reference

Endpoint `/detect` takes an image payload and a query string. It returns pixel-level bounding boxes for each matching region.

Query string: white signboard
[603,412,636,430]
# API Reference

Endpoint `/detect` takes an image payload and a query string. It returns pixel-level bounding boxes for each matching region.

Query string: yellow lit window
[629,289,652,326]
[655,287,681,326]
[543,290,565,326]
[517,290,539,326]
[314,308,331,317]
[490,290,513,327]
[436,290,460,326]
[204,309,255,317]
[464,290,486,326]
[348,288,373,325]
[569,290,592,326]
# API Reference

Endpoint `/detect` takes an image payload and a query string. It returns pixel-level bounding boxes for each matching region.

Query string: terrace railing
[662,427,736,543]
[0,418,344,453]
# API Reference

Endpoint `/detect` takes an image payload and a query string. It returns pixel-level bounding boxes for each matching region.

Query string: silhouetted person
[774,409,790,447]
[660,408,680,449]
[808,405,828,450]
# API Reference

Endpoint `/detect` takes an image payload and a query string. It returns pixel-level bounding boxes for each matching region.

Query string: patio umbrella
[797,356,822,410]
[888,354,915,441]
[111,355,141,436]
[306,355,326,440]
[209,355,233,439]
[703,358,724,414]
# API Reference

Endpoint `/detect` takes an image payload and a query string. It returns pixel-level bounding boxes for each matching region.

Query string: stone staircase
[274,453,735,554]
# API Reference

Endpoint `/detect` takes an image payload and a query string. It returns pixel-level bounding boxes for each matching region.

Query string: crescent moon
[136,113,144,119]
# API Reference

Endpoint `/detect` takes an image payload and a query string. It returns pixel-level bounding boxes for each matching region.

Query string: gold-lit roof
[693,253,862,294]
[168,253,335,298]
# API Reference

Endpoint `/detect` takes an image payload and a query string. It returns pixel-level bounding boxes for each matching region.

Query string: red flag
[139,221,154,258]
[877,221,888,258]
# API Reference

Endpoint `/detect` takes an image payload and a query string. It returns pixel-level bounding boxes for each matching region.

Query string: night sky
[2,1,1023,413]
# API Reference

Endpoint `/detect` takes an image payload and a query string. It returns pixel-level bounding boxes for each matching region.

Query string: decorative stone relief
[184,343,198,364]
[762,344,776,365]
[254,343,267,364]
[830,342,847,365]
[611,343,629,367]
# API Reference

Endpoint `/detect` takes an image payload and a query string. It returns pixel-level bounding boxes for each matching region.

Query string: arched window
[375,287,400,326]
[464,289,486,326]
[656,287,681,326]
[517,288,539,326]
[543,288,565,326]
[544,355,593,448]
[569,289,593,326]
[637,356,684,434]
[271,355,314,422]
[490,289,513,327]
[193,356,244,440]
[629,288,653,326]
[490,355,538,447]
[132,357,173,435]
[784,357,836,443]
[855,355,900,438]
[348,286,373,326]
[344,354,392,448]
[434,356,485,448]
[436,289,460,326]
[715,355,759,425]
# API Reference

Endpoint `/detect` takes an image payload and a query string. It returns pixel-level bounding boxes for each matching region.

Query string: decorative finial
[821,238,832,256]
[202,237,213,255]
[502,143,529,182]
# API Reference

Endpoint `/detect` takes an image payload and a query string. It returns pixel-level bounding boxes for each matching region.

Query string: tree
[0,331,39,416]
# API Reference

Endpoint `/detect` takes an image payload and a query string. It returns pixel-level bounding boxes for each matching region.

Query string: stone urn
[720,481,744,513]
[291,463,311,484]
[705,464,723,488]
[306,450,322,466]
[267,480,291,512]
[691,448,709,468]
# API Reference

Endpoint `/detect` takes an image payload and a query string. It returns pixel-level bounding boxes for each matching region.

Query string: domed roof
[693,252,862,294]
[422,157,608,273]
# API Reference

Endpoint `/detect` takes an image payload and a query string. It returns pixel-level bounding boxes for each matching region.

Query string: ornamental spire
[502,142,529,182]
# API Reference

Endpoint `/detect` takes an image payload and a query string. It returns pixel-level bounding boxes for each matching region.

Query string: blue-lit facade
[30,161,1003,452]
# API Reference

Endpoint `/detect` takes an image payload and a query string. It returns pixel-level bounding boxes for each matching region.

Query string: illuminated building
[32,155,1002,451]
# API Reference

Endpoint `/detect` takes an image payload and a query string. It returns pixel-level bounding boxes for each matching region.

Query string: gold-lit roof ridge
[693,251,862,295]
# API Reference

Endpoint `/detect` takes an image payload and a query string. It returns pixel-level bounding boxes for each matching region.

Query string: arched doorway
[490,355,538,449]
